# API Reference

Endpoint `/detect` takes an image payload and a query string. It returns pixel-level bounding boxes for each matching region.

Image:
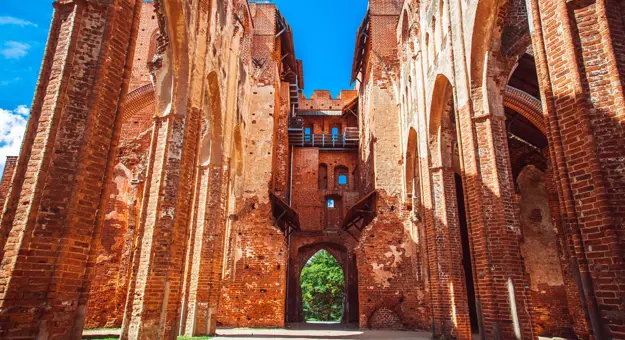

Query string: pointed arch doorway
[286,242,359,326]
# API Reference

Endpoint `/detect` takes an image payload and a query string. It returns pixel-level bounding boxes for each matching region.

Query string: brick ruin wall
[355,196,429,330]
[216,4,289,328]
[217,84,288,328]
[84,2,157,328]
[1,0,623,338]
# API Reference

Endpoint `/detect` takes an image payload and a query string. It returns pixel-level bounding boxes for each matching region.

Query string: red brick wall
[84,6,157,326]
[218,82,288,329]
[0,156,17,210]
[299,90,357,110]
[291,148,359,231]
[0,1,142,338]
[129,1,158,92]
[298,115,358,135]
[85,126,152,329]
[356,195,429,330]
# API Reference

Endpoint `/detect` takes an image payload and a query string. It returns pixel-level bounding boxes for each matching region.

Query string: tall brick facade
[0,0,623,339]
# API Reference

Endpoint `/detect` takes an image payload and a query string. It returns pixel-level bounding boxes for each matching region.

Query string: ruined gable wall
[353,1,429,330]
[217,3,289,328]
[0,0,144,337]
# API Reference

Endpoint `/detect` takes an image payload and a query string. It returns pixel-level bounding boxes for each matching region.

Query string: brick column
[182,163,228,336]
[0,0,141,339]
[428,166,472,340]
[468,113,533,339]
[528,0,625,337]
[122,110,200,340]
[544,156,590,337]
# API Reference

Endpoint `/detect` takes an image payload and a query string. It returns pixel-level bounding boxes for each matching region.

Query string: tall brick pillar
[469,113,533,339]
[527,0,625,338]
[427,167,472,340]
[181,163,228,337]
[0,0,141,339]
[122,110,200,340]
[445,1,535,336]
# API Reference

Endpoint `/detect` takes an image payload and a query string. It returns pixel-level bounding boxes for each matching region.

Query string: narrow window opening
[327,199,335,209]
[338,174,347,185]
[305,125,313,143]
[335,166,349,189]
[319,164,328,190]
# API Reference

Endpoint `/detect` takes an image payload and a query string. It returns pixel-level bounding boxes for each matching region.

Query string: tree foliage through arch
[300,250,345,322]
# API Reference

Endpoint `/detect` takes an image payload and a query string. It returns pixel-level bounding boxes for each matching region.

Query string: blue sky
[0,3,53,171]
[0,0,367,170]
[273,0,368,97]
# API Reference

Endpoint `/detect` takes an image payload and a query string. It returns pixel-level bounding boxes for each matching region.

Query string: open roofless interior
[0,0,624,339]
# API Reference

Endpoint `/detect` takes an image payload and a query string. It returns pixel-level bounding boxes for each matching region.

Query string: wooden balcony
[288,118,359,150]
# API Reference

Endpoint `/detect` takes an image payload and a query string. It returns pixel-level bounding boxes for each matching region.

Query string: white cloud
[0,41,31,60]
[0,16,37,28]
[0,105,29,172]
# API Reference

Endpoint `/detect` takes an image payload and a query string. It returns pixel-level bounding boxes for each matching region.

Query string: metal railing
[289,130,359,150]
[288,117,359,149]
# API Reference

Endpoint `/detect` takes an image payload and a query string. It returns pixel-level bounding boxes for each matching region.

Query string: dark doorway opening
[345,254,359,324]
[455,174,479,334]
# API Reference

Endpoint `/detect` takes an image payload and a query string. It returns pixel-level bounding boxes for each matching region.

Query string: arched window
[401,11,410,44]
[335,166,348,189]
[319,163,328,190]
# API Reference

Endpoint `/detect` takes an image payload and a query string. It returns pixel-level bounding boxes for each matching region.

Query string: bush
[300,250,344,322]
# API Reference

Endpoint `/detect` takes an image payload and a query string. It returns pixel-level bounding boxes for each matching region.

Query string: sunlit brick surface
[0,0,623,339]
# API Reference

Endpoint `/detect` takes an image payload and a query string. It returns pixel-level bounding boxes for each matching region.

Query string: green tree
[300,250,345,322]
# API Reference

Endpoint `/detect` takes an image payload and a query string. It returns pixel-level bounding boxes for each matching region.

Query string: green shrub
[300,250,345,322]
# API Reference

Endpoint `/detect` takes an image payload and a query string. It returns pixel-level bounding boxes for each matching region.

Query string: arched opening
[401,11,410,44]
[334,165,349,190]
[440,0,449,40]
[287,243,358,325]
[429,75,479,338]
[405,128,420,211]
[504,55,576,338]
[207,71,223,166]
[300,250,345,322]
[330,123,342,143]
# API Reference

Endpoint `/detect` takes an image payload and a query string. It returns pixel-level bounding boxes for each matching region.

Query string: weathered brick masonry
[0,157,18,210]
[0,0,623,339]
